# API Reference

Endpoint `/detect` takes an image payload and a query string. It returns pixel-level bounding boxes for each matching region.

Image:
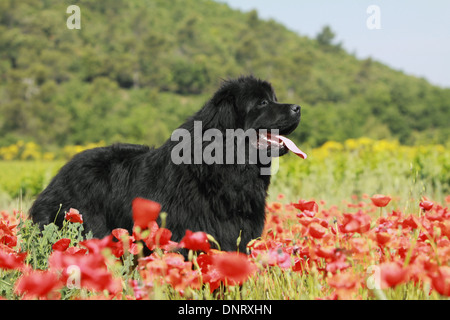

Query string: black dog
[30,76,302,252]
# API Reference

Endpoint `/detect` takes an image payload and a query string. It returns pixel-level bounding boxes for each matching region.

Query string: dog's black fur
[29,76,301,252]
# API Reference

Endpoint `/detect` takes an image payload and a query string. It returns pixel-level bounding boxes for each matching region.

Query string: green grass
[0,161,63,211]
[269,138,449,206]
[1,138,448,212]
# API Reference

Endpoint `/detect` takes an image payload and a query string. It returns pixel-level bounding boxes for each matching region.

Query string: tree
[316,25,342,50]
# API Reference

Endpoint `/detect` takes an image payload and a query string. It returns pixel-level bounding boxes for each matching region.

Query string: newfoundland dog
[30,76,305,252]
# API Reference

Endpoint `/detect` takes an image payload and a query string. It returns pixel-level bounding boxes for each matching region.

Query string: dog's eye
[260,100,269,107]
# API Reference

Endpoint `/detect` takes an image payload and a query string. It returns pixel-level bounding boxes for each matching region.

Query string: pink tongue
[275,135,307,159]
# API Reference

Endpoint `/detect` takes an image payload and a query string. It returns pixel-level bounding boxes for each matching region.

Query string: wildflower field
[0,138,449,300]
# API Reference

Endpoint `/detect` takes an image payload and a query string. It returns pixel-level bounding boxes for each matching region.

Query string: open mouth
[256,132,307,159]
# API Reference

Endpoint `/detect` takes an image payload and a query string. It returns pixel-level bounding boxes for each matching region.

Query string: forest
[1,0,449,151]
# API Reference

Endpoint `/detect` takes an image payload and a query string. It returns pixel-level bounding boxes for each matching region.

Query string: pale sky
[218,0,450,88]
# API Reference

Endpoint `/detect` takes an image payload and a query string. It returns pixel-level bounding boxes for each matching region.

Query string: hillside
[0,0,449,149]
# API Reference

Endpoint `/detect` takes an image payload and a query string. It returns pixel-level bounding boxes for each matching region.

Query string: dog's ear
[201,81,241,130]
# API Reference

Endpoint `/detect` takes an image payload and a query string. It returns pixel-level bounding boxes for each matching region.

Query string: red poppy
[1,234,17,248]
[419,200,434,211]
[271,202,283,212]
[212,252,255,284]
[154,228,172,247]
[132,197,161,230]
[375,232,391,246]
[49,250,120,293]
[439,220,450,239]
[430,266,450,296]
[179,230,210,252]
[196,253,214,273]
[370,194,392,207]
[64,208,83,223]
[315,246,336,259]
[143,221,173,251]
[0,251,27,270]
[338,211,371,234]
[292,257,309,273]
[326,257,350,274]
[308,222,327,239]
[260,248,292,269]
[79,235,115,255]
[112,228,130,240]
[297,216,314,227]
[15,270,62,299]
[380,262,409,288]
[0,220,15,237]
[66,246,87,255]
[293,199,318,213]
[111,228,140,257]
[52,238,71,252]
[402,215,419,229]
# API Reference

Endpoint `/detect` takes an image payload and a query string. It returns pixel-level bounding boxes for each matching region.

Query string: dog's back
[29,143,151,237]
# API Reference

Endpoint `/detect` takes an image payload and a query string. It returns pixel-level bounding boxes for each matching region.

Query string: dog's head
[209,76,303,158]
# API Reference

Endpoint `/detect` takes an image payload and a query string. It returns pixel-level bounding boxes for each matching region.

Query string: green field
[0,160,63,210]
[1,137,448,214]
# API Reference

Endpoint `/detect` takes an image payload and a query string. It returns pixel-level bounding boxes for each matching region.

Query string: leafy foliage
[0,0,449,150]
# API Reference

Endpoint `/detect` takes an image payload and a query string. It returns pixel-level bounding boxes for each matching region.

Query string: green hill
[1,0,449,149]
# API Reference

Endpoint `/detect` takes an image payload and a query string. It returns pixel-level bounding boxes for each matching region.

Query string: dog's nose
[291,104,301,114]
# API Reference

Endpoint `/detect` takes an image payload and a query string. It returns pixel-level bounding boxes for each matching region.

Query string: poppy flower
[79,235,116,257]
[260,248,292,269]
[419,200,434,211]
[326,257,350,274]
[179,230,210,252]
[439,221,450,239]
[297,216,314,227]
[156,227,173,245]
[375,232,391,246]
[308,222,327,239]
[0,220,15,237]
[293,199,318,213]
[402,215,419,229]
[0,251,27,270]
[144,222,173,251]
[1,234,17,248]
[339,211,371,234]
[111,228,140,257]
[370,194,392,207]
[49,251,120,293]
[270,202,283,212]
[64,208,83,224]
[212,252,255,284]
[196,253,214,273]
[315,246,336,259]
[430,266,450,296]
[66,247,87,255]
[132,197,161,230]
[52,238,71,252]
[112,228,130,240]
[292,257,309,273]
[15,270,62,299]
[195,254,222,292]
[380,262,409,288]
